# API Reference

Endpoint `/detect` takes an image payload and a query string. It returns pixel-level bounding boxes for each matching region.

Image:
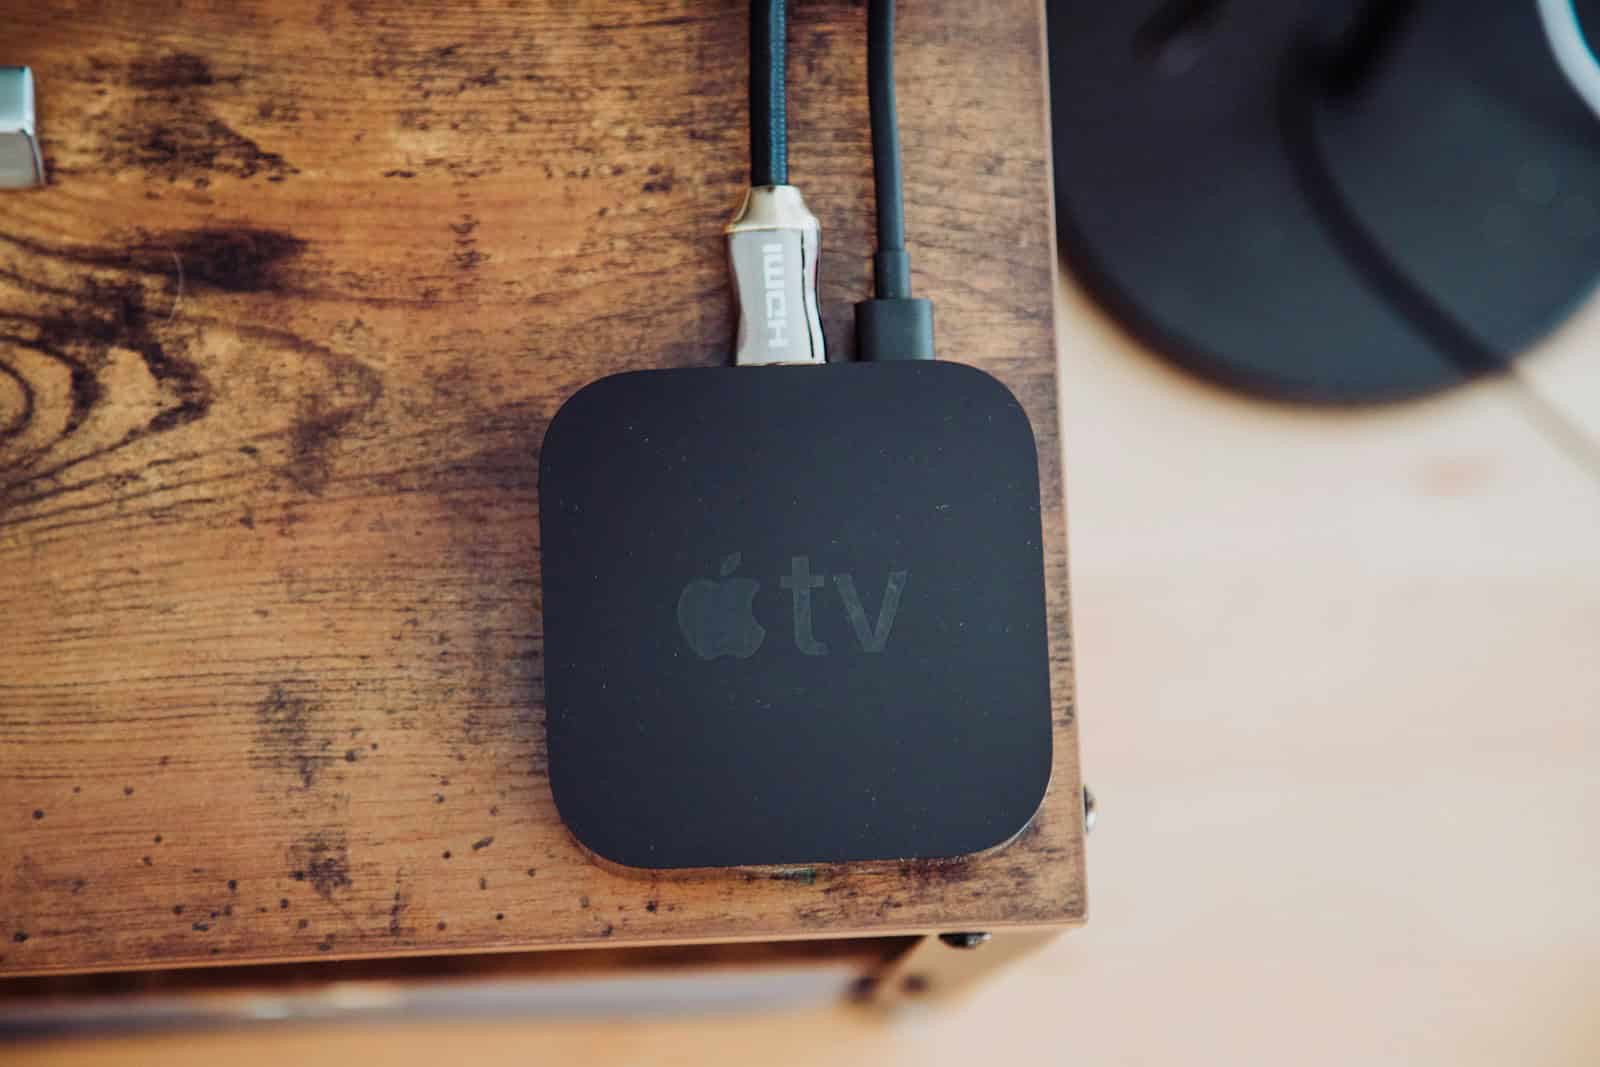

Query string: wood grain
[0,0,1082,977]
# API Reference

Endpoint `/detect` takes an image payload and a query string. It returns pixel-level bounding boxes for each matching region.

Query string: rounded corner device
[539,361,1054,870]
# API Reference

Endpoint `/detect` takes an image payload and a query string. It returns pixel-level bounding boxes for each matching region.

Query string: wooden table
[0,0,1083,981]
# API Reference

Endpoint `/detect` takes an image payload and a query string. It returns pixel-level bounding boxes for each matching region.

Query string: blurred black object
[1048,0,1600,404]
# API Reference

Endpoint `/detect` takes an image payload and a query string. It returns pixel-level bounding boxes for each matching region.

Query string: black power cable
[750,0,788,187]
[868,0,908,296]
[857,0,935,360]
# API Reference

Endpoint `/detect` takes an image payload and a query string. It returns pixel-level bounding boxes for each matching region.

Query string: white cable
[1537,0,1600,120]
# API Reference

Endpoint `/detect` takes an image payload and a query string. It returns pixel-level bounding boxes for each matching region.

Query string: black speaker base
[1048,0,1600,404]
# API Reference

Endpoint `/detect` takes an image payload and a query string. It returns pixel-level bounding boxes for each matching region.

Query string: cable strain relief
[855,296,935,361]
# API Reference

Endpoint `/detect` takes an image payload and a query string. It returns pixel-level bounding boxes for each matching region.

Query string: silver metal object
[937,932,992,949]
[727,185,826,365]
[0,67,44,189]
[1083,785,1097,834]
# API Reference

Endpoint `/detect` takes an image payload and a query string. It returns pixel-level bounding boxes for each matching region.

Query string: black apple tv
[538,361,1053,869]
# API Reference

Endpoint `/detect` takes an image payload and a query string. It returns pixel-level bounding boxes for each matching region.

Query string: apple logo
[677,552,766,660]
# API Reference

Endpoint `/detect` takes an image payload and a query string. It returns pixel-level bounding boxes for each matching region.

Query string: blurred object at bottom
[0,941,903,1041]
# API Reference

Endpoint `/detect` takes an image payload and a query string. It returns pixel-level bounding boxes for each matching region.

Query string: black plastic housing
[538,361,1053,870]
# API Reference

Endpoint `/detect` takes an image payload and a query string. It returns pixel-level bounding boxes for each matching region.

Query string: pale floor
[16,275,1600,1065]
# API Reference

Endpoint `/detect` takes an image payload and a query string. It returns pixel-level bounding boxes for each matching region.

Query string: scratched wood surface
[0,0,1081,977]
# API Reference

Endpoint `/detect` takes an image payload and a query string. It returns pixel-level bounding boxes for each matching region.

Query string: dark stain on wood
[141,228,307,293]
[897,858,980,886]
[449,214,485,273]
[286,829,352,899]
[1,225,306,299]
[388,871,411,940]
[91,53,298,182]
[0,235,228,505]
[640,166,675,194]
[252,683,334,790]
[128,53,225,91]
[278,343,385,494]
